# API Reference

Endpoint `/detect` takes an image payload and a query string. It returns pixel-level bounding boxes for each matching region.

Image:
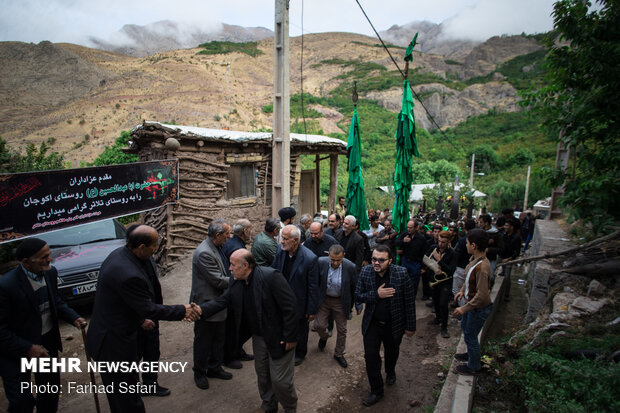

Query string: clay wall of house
[136,138,300,270]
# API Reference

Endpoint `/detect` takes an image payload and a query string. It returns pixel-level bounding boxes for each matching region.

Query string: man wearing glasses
[354,244,416,407]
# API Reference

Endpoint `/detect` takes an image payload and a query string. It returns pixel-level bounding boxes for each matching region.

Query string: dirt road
[3,255,461,412]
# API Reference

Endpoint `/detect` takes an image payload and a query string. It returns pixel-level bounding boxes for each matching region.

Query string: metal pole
[469,153,475,187]
[523,165,531,211]
[272,0,291,215]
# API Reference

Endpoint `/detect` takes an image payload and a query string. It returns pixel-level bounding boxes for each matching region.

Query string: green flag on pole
[392,35,420,235]
[345,107,370,231]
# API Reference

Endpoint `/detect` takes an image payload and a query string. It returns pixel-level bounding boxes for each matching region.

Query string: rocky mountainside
[0,31,544,165]
[88,20,273,57]
[379,20,479,60]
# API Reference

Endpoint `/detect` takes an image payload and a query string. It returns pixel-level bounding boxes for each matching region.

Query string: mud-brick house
[127,121,347,269]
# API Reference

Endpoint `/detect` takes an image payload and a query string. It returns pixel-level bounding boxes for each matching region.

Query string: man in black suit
[86,225,200,413]
[199,249,299,413]
[355,244,416,407]
[220,218,255,369]
[271,225,319,366]
[0,238,86,413]
[335,215,365,274]
[315,245,358,368]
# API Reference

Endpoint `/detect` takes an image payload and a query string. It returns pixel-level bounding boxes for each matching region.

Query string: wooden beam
[315,154,321,213]
[329,154,338,214]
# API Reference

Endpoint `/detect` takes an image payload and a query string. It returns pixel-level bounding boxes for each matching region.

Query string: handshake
[183,302,202,322]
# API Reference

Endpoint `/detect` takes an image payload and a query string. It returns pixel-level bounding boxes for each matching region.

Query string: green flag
[392,35,420,235]
[345,107,370,231]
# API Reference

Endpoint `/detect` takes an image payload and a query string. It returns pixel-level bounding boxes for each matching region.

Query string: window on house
[227,164,256,199]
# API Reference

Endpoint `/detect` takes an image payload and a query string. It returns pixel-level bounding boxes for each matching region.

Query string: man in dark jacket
[199,249,299,413]
[335,215,365,274]
[395,220,428,299]
[304,221,339,258]
[477,214,504,283]
[354,245,416,407]
[499,218,521,301]
[0,238,86,413]
[87,225,199,413]
[221,218,255,370]
[426,231,458,338]
[272,225,319,366]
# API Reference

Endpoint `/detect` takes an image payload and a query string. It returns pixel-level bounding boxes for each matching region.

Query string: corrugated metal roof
[132,121,346,147]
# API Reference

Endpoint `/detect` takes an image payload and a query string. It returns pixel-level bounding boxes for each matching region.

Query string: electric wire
[354,0,466,157]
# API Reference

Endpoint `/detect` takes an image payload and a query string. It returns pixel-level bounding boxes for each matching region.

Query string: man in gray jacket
[315,244,358,368]
[190,219,232,389]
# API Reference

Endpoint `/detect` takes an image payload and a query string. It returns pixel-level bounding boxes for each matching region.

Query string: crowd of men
[0,198,533,412]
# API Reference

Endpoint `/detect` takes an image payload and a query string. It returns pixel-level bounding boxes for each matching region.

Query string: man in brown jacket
[453,228,493,375]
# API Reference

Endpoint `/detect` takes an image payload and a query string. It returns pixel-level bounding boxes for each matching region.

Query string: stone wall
[525,220,576,322]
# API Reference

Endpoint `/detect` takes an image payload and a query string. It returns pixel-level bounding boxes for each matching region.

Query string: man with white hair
[335,215,365,274]
[272,225,319,366]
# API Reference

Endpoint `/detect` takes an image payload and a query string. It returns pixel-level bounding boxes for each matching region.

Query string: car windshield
[38,219,126,247]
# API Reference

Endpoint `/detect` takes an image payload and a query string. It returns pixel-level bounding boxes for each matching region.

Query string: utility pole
[523,165,531,211]
[272,0,291,215]
[469,153,475,187]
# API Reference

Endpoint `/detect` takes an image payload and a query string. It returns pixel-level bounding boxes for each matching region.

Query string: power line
[354,0,466,157]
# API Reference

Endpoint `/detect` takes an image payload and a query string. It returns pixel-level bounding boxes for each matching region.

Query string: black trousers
[296,318,309,359]
[432,280,452,329]
[100,370,145,413]
[193,320,225,374]
[363,320,403,395]
[1,332,60,413]
[137,325,160,384]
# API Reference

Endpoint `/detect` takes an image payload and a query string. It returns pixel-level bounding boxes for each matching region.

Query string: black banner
[0,160,178,243]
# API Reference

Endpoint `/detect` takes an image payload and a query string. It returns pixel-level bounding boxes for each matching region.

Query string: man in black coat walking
[86,225,200,413]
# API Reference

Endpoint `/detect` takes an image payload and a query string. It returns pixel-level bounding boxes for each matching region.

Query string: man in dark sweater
[395,220,428,299]
[303,222,339,258]
[499,218,521,301]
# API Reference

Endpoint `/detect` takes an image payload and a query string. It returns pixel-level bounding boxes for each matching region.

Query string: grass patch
[197,41,263,57]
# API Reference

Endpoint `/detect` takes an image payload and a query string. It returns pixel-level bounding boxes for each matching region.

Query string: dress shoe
[425,301,434,308]
[441,328,450,338]
[224,360,243,369]
[421,295,430,301]
[240,353,255,361]
[333,355,347,368]
[427,318,441,325]
[454,364,481,375]
[386,373,396,385]
[362,392,384,407]
[194,373,209,389]
[454,352,468,361]
[318,338,327,351]
[294,356,305,366]
[207,368,233,380]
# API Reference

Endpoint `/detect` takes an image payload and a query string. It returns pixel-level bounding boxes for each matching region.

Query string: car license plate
[72,283,97,295]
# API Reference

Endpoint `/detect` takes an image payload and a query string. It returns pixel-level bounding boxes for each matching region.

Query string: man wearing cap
[277,207,297,243]
[0,237,87,413]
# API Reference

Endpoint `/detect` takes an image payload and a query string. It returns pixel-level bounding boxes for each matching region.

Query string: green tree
[0,137,64,174]
[91,131,138,166]
[522,0,620,233]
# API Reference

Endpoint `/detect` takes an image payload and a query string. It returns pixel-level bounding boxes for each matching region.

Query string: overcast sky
[1,0,556,45]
